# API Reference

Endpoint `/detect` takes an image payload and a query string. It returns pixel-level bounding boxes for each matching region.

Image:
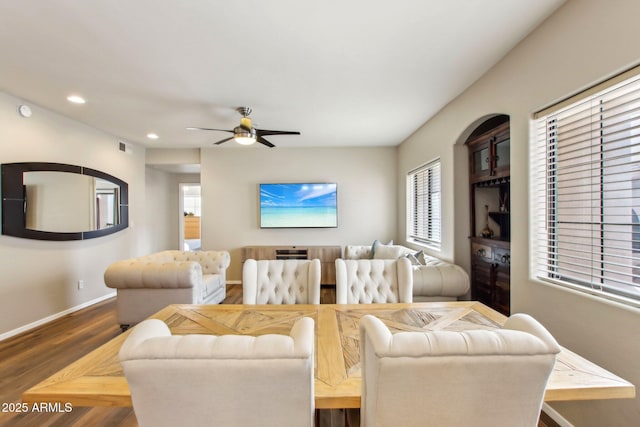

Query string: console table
[241,245,342,285]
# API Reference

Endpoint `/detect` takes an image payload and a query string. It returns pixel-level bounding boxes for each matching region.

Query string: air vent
[119,142,126,152]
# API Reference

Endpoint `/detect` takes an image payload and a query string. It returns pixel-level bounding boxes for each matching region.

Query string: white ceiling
[0,0,565,149]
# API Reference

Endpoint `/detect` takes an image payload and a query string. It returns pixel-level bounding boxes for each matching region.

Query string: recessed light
[17,105,32,118]
[147,133,159,140]
[67,95,86,104]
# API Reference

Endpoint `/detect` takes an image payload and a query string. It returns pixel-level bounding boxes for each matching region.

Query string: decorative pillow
[370,239,393,259]
[405,253,421,265]
[414,250,425,265]
[373,245,404,259]
[418,251,436,265]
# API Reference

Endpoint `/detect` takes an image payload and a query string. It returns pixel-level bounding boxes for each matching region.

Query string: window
[407,159,441,249]
[533,69,640,305]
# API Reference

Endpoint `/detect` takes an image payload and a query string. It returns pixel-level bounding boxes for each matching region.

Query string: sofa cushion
[345,245,373,259]
[373,245,404,259]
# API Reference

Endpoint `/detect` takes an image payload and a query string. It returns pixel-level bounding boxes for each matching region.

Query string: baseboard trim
[0,292,117,342]
[541,403,574,427]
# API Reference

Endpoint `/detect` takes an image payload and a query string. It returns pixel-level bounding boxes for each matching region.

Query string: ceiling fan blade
[186,127,234,133]
[256,129,301,136]
[257,136,275,148]
[214,136,235,145]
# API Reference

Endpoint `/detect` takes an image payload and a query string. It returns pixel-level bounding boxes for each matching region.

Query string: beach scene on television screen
[260,183,337,228]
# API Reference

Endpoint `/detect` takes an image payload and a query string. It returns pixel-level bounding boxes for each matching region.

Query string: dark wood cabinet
[467,118,511,315]
[468,121,510,184]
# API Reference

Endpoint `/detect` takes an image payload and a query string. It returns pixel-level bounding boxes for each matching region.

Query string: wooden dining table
[22,301,635,409]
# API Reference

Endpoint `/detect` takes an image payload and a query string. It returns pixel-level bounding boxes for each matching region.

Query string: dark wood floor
[0,293,135,427]
[0,284,556,427]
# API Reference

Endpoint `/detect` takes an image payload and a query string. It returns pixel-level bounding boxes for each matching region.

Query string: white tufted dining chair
[119,317,315,427]
[359,313,561,427]
[335,258,412,304]
[242,259,321,304]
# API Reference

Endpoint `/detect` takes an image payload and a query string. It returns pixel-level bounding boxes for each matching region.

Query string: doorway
[180,184,201,251]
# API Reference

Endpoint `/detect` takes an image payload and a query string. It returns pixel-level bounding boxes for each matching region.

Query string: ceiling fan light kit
[187,106,300,148]
[234,131,256,145]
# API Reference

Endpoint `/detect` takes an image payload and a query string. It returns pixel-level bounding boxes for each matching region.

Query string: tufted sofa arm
[104,250,230,290]
[412,255,469,299]
[104,260,202,290]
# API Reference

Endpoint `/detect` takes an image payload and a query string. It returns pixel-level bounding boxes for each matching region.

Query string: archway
[452,114,510,312]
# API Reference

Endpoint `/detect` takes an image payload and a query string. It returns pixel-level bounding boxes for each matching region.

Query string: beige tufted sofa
[344,244,469,302]
[104,250,230,330]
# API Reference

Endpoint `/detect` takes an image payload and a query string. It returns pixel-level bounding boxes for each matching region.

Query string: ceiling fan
[186,107,300,148]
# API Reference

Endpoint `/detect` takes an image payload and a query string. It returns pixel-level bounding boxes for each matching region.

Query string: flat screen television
[259,183,338,228]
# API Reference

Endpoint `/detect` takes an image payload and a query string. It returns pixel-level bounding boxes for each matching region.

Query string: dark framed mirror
[1,162,128,241]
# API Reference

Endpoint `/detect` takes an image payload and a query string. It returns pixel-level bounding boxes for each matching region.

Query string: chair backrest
[242,259,321,304]
[359,313,561,427]
[119,318,315,427]
[335,258,412,304]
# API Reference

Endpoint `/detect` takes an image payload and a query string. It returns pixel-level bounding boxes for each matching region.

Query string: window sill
[406,238,441,253]
[533,277,640,312]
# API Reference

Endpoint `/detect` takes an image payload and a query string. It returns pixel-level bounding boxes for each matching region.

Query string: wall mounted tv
[260,183,338,228]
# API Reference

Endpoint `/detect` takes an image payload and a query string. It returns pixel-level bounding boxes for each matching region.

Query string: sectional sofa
[343,243,469,301]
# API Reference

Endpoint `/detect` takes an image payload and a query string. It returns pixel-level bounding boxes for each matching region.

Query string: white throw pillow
[370,239,394,259]
[405,251,424,265]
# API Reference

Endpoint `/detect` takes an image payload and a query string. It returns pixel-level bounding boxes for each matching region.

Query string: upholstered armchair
[104,250,230,330]
[359,313,561,427]
[335,258,413,304]
[119,317,315,427]
[242,259,321,304]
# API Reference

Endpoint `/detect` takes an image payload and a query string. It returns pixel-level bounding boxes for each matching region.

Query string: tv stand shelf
[241,245,342,285]
[275,248,308,260]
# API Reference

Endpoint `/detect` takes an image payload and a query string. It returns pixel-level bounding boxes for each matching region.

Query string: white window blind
[407,160,441,248]
[532,71,640,305]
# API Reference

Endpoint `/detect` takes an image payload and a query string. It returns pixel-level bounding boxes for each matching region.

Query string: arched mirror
[1,162,128,241]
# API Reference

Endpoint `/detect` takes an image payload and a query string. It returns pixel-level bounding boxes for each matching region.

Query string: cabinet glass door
[473,147,490,174]
[495,139,510,169]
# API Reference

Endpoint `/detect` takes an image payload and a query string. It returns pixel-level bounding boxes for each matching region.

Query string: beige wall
[143,167,202,252]
[398,0,640,425]
[0,91,148,337]
[143,166,177,253]
[200,146,397,281]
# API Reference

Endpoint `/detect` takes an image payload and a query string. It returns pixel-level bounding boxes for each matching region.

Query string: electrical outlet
[78,280,85,290]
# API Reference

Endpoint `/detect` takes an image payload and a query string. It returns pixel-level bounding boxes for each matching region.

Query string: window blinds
[408,160,441,247]
[532,71,640,304]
